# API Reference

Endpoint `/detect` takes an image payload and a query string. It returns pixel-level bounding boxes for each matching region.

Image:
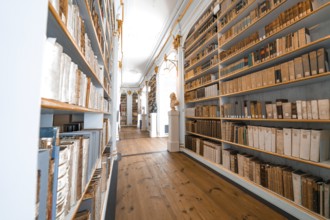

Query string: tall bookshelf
[120,93,127,126]
[184,0,330,219]
[36,0,115,219]
[132,92,138,126]
[148,74,157,114]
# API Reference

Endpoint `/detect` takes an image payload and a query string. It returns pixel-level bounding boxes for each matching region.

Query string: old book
[258,127,265,150]
[283,128,292,156]
[275,64,282,83]
[310,130,330,162]
[292,170,307,205]
[311,100,319,120]
[271,128,277,153]
[230,152,238,173]
[264,127,272,152]
[282,102,292,119]
[325,181,330,218]
[301,101,308,119]
[265,102,273,119]
[276,99,288,119]
[292,129,301,158]
[281,62,290,82]
[309,51,318,75]
[272,104,277,119]
[247,125,254,147]
[300,129,311,160]
[292,103,298,119]
[276,129,284,154]
[288,60,296,81]
[317,48,329,73]
[253,126,259,148]
[222,149,231,170]
[294,57,304,79]
[307,100,313,119]
[302,53,311,77]
[318,99,330,120]
[296,100,303,119]
[237,153,246,177]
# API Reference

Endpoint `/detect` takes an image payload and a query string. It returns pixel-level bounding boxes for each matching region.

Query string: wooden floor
[115,127,289,220]
[119,126,150,140]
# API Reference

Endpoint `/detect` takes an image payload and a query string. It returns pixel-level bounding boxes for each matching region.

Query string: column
[177,45,186,146]
[111,34,119,156]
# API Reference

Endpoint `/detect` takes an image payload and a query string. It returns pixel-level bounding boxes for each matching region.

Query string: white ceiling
[121,0,184,88]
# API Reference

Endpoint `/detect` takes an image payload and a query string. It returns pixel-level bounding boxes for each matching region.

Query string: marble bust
[170,92,179,111]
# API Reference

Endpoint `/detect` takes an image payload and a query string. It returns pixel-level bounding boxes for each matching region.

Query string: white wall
[0,1,48,219]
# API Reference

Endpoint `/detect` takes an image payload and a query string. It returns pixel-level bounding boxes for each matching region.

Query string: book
[292,170,307,205]
[282,102,292,119]
[309,51,318,75]
[310,130,330,162]
[311,100,319,120]
[283,128,292,156]
[291,129,301,158]
[276,129,284,154]
[318,99,330,120]
[317,48,329,73]
[300,129,311,160]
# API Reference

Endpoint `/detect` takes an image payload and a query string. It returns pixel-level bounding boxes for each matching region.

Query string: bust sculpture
[170,92,179,111]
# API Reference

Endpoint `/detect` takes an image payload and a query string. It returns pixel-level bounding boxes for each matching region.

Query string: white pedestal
[167,110,179,152]
[141,114,147,131]
[149,113,157,137]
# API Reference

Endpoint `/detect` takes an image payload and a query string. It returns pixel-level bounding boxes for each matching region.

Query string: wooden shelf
[185,95,220,104]
[220,36,330,81]
[76,0,107,69]
[181,148,327,220]
[41,98,107,114]
[47,3,105,90]
[65,157,101,220]
[218,0,258,34]
[185,48,218,72]
[185,19,217,52]
[185,79,220,93]
[185,62,219,83]
[186,116,221,120]
[220,2,330,65]
[186,10,214,43]
[186,131,330,169]
[220,72,330,97]
[220,0,297,50]
[186,131,222,142]
[220,117,330,123]
[185,33,218,61]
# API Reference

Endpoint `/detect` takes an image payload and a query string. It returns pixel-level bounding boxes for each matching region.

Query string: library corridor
[114,127,292,220]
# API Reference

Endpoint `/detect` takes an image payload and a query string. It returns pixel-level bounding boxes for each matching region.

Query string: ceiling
[121,0,185,88]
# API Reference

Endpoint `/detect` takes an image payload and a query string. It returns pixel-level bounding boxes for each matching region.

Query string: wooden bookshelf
[185,33,218,61]
[219,2,330,65]
[185,95,220,104]
[185,79,220,92]
[220,72,330,97]
[185,19,217,52]
[181,148,327,220]
[186,116,221,120]
[220,0,297,50]
[185,48,218,72]
[41,98,107,114]
[218,0,259,34]
[186,9,214,43]
[220,36,330,81]
[186,131,222,142]
[220,117,330,123]
[48,3,105,89]
[184,62,219,82]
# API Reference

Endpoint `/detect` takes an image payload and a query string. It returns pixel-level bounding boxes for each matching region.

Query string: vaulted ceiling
[121,0,185,88]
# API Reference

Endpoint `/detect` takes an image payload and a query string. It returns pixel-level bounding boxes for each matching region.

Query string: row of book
[87,0,104,53]
[50,0,104,80]
[37,126,108,220]
[218,0,311,46]
[184,136,330,217]
[219,31,259,61]
[218,0,280,45]
[185,84,219,101]
[184,73,216,91]
[186,26,218,58]
[41,38,106,111]
[185,54,219,81]
[221,122,330,163]
[185,135,221,163]
[185,105,219,118]
[221,48,329,94]
[221,98,330,120]
[185,42,218,70]
[186,5,215,44]
[186,119,221,138]
[219,27,312,77]
[218,0,253,30]
[185,19,217,53]
[265,0,318,37]
[223,149,329,217]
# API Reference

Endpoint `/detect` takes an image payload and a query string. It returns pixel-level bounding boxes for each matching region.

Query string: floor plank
[115,128,289,220]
